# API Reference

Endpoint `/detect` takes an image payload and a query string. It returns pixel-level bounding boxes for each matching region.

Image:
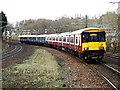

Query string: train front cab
[81,30,106,61]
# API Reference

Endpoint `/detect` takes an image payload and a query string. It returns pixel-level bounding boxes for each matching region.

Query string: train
[19,28,106,62]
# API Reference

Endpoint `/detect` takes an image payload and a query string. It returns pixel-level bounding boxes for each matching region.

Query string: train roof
[71,27,104,35]
[46,33,59,37]
[19,35,36,37]
[59,32,71,36]
[46,32,71,37]
[19,34,48,37]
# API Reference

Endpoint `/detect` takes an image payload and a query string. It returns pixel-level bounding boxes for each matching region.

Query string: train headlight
[84,47,89,50]
[99,47,104,50]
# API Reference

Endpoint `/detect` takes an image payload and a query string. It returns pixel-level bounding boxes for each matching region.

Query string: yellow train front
[82,29,106,62]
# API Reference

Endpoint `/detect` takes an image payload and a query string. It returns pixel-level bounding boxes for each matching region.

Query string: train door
[75,35,79,51]
[78,34,81,51]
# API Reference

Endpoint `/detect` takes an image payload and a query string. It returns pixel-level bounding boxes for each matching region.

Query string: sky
[0,0,119,24]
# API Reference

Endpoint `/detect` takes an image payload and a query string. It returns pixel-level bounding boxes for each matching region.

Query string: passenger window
[76,37,78,44]
[70,37,74,43]
[67,37,69,42]
[47,37,49,40]
[56,37,58,41]
[53,37,55,41]
[49,37,51,40]
[63,37,66,42]
[40,37,42,41]
[59,37,62,41]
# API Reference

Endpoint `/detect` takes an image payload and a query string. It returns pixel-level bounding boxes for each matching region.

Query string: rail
[0,44,23,60]
[86,63,118,90]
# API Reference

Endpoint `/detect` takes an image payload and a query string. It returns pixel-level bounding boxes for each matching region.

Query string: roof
[71,27,104,35]
[59,32,71,36]
[19,34,48,37]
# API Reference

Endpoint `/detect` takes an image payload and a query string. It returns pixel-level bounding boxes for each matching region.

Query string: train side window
[43,37,45,41]
[70,37,74,43]
[49,37,51,40]
[59,37,62,41]
[67,37,69,42]
[63,37,66,42]
[43,37,44,41]
[76,37,78,44]
[47,37,49,40]
[53,37,55,41]
[56,37,58,41]
[39,37,40,41]
[40,37,42,41]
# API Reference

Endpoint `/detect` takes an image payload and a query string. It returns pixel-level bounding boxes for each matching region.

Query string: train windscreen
[82,32,105,43]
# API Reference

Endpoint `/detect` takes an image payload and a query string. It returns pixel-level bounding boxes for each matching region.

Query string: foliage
[19,17,87,34]
[0,11,7,34]
[2,40,9,51]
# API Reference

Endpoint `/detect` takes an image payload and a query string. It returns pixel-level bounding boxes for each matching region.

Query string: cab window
[82,32,105,42]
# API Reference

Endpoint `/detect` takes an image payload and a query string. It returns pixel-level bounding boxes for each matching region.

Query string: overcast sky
[0,0,119,24]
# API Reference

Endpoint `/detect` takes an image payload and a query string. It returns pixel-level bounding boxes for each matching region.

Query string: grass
[2,41,9,51]
[2,48,67,88]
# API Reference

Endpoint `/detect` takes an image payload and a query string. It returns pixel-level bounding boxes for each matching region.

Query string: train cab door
[78,34,81,52]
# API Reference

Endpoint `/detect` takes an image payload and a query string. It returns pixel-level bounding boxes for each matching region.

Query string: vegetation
[2,41,9,51]
[18,12,118,34]
[2,48,68,88]
[0,11,7,39]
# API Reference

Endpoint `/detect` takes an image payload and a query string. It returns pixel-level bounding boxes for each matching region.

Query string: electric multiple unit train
[19,28,106,62]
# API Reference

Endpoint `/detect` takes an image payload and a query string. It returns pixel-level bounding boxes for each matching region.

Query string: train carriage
[58,32,71,50]
[73,28,106,61]
[19,35,47,45]
[46,34,58,47]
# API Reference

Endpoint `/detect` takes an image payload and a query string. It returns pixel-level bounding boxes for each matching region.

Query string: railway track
[0,44,23,60]
[103,56,120,73]
[84,61,120,90]
[101,62,120,74]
